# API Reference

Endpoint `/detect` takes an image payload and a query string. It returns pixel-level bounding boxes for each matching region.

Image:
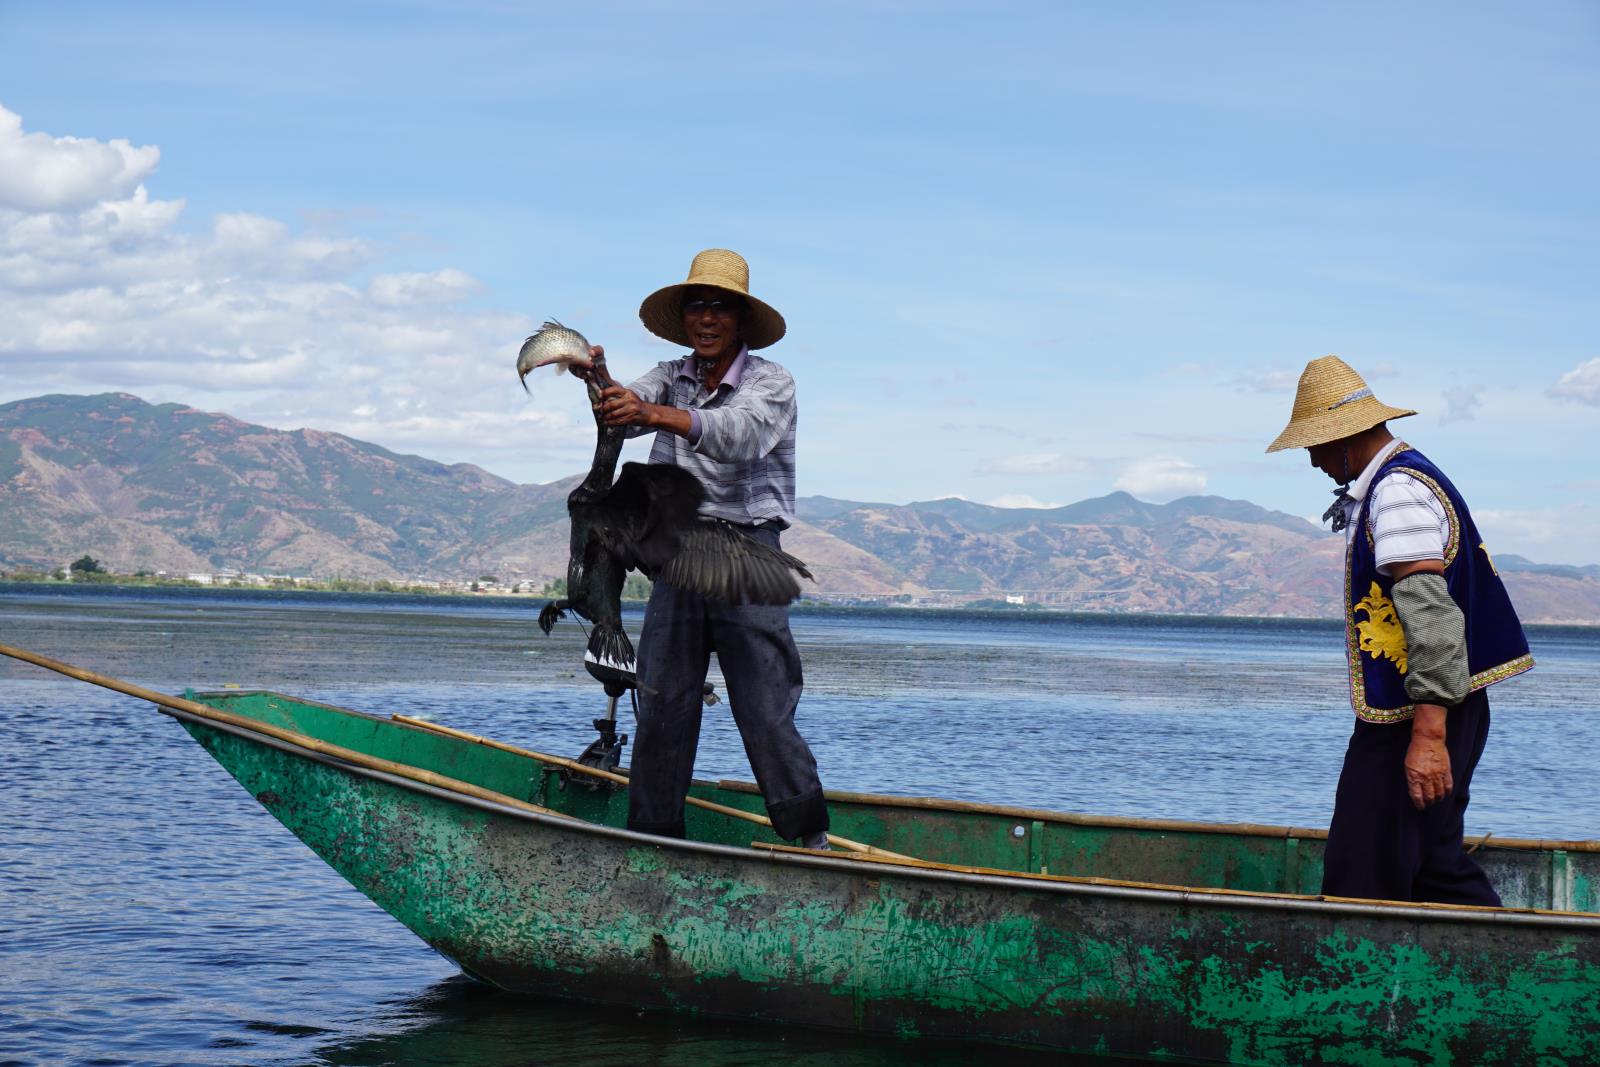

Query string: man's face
[1306,440,1348,484]
[681,287,743,363]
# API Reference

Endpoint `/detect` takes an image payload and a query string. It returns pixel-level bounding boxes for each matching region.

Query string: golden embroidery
[1481,541,1499,576]
[1345,543,1413,723]
[1353,581,1409,674]
[1343,465,1532,723]
[1470,653,1534,690]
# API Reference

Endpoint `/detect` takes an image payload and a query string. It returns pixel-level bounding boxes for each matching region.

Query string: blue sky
[2,1,1596,563]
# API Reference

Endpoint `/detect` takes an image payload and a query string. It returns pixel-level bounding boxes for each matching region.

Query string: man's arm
[589,354,694,438]
[597,386,694,438]
[597,364,794,461]
[1371,470,1465,811]
[1388,558,1464,811]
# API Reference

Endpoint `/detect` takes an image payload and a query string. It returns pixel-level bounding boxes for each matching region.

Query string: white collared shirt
[1339,439,1449,574]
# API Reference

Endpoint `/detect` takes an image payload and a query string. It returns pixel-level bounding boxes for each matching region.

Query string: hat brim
[1266,400,1417,452]
[638,283,787,350]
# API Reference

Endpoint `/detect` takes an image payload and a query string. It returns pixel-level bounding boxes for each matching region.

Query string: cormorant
[528,343,812,668]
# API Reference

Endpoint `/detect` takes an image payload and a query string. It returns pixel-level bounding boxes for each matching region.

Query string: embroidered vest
[1345,446,1533,723]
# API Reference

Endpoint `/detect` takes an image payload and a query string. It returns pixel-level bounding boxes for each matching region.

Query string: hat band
[1327,387,1373,411]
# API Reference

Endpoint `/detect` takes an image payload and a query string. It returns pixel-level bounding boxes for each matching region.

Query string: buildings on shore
[1,564,551,597]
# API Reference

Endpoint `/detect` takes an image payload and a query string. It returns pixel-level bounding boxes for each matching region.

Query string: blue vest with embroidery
[1345,446,1533,723]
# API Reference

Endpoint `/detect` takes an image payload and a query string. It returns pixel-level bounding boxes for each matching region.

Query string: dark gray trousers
[626,526,829,841]
[1322,689,1500,905]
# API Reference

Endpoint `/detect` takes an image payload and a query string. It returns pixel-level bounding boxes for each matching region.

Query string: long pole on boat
[0,641,575,822]
[391,714,912,859]
[0,640,910,860]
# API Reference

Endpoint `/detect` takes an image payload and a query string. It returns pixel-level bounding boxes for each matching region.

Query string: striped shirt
[1340,439,1449,575]
[625,346,798,529]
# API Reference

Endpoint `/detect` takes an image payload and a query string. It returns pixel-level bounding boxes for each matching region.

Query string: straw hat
[638,249,787,351]
[1265,355,1417,453]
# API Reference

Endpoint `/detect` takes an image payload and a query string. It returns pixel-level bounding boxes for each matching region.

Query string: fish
[516,320,595,392]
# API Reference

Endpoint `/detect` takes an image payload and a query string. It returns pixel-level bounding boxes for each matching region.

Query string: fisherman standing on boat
[582,248,831,850]
[1268,356,1532,905]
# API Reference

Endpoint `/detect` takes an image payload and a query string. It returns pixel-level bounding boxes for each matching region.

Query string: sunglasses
[682,298,742,317]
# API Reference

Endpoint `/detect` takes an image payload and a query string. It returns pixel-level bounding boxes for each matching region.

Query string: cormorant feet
[587,624,636,670]
[538,600,569,635]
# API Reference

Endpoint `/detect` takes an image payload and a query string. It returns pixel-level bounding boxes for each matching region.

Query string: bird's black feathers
[591,463,704,573]
[657,517,813,604]
[594,462,811,604]
[537,354,814,669]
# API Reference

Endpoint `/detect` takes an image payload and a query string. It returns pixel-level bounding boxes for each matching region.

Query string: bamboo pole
[392,713,916,861]
[0,641,573,822]
[0,640,913,860]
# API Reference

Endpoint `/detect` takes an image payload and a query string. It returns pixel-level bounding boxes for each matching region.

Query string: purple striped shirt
[625,346,798,528]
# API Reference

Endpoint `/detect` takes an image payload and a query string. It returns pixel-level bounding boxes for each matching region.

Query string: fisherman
[1267,355,1533,904]
[581,248,830,850]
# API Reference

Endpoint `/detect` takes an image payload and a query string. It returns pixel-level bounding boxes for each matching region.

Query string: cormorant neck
[581,350,625,494]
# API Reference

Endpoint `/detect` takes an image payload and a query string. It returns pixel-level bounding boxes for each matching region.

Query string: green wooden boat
[163,686,1599,1065]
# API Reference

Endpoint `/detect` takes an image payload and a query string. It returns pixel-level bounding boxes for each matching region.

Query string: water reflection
[308,976,1128,1067]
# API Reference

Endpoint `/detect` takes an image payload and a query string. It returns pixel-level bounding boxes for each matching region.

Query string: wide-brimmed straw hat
[1265,355,1417,453]
[638,249,787,351]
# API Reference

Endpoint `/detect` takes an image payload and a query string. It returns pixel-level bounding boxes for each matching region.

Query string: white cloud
[0,104,557,478]
[1475,508,1563,547]
[1136,431,1254,445]
[1234,369,1299,394]
[1475,504,1600,567]
[331,407,572,453]
[369,268,480,307]
[1550,358,1600,406]
[121,348,314,389]
[1114,456,1207,501]
[979,452,1091,476]
[1441,383,1484,423]
[1161,361,1216,377]
[0,104,160,212]
[986,493,1063,509]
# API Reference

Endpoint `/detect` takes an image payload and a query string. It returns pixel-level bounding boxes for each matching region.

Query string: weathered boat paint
[175,690,1600,1064]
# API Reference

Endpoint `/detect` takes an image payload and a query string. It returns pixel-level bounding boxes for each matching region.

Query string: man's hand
[569,345,604,385]
[596,385,651,427]
[1404,704,1453,810]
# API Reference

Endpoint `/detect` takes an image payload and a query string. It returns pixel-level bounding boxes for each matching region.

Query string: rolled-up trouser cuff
[766,788,829,841]
[627,817,686,840]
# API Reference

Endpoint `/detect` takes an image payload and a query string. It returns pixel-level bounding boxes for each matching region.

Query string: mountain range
[3,393,1597,623]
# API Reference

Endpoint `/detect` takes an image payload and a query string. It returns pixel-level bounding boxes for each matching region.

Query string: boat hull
[177,694,1600,1064]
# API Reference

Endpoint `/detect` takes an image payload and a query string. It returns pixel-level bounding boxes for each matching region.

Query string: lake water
[2,586,1598,1065]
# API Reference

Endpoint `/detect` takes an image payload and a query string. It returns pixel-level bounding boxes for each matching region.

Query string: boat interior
[187,689,1600,914]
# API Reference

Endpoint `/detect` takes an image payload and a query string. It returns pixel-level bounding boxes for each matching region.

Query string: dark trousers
[626,526,828,842]
[1321,688,1500,905]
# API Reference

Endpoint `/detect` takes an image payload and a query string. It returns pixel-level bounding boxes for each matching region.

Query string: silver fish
[516,320,594,392]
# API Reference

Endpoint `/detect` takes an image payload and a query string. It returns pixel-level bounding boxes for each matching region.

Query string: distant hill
[0,392,571,581]
[794,491,1344,616]
[3,392,1597,622]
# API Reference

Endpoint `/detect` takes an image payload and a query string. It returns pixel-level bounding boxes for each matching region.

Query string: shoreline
[2,579,1595,631]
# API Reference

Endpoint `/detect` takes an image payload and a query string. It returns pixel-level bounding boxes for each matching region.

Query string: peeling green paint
[176,691,1600,1064]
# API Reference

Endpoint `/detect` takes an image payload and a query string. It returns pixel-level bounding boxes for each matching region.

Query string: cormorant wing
[657,519,814,605]
[591,462,705,573]
[592,461,813,603]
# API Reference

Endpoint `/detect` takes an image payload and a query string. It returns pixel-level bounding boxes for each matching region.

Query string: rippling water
[2,586,1597,1065]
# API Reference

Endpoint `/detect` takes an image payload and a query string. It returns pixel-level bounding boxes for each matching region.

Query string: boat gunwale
[192,688,1600,855]
[171,698,1600,929]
